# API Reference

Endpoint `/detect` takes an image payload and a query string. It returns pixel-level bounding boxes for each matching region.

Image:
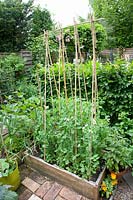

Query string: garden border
[24,153,106,200]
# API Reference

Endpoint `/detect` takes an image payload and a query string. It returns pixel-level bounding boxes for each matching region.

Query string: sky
[24,0,90,27]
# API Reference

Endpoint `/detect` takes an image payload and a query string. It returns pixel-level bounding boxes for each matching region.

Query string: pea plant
[35,98,110,179]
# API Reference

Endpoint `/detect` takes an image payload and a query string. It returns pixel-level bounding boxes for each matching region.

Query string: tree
[64,23,107,61]
[93,0,133,48]
[0,0,33,52]
[28,23,107,64]
[30,6,53,38]
[0,0,54,52]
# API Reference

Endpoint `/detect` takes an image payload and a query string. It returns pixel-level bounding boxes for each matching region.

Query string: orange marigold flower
[111,179,118,186]
[102,186,107,192]
[111,172,116,180]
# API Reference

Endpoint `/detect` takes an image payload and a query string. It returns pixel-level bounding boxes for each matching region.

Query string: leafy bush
[0,94,42,154]
[0,185,18,200]
[64,23,107,62]
[0,54,25,99]
[35,60,133,128]
[102,128,133,172]
[28,23,107,64]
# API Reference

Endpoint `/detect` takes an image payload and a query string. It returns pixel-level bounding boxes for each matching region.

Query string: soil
[90,167,103,182]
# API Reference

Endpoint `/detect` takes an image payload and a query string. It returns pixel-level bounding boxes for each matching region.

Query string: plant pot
[0,161,20,191]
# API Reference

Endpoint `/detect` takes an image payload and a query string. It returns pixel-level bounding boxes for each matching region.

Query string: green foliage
[93,0,133,48]
[36,98,110,178]
[100,173,117,199]
[64,23,107,61]
[0,93,43,154]
[0,159,16,177]
[0,56,132,179]
[35,60,133,127]
[97,60,133,125]
[0,0,54,52]
[0,185,18,200]
[27,31,58,64]
[28,23,106,64]
[102,128,133,172]
[29,6,53,38]
[0,0,33,51]
[0,53,25,98]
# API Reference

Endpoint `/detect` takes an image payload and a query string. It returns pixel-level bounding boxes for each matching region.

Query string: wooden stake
[63,33,74,99]
[36,64,42,108]
[87,14,98,178]
[74,20,82,117]
[61,28,68,103]
[91,15,97,125]
[74,20,78,155]
[76,30,88,102]
[45,32,54,108]
[43,31,48,160]
[58,32,62,114]
[47,43,59,98]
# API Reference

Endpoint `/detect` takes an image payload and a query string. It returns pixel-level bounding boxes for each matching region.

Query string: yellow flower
[111,172,116,180]
[111,179,118,186]
[102,185,107,192]
[101,182,107,192]
[101,182,106,187]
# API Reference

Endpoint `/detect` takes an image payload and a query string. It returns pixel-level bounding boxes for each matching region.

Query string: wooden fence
[100,48,133,62]
[0,50,32,68]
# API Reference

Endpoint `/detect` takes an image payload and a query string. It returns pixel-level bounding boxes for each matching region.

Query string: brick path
[17,165,91,200]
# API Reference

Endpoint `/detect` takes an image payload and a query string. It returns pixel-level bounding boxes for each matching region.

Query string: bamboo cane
[45,32,54,108]
[74,20,82,117]
[87,14,97,178]
[43,31,48,160]
[58,32,62,114]
[36,64,42,108]
[62,33,74,99]
[61,28,68,103]
[76,28,88,102]
[91,15,97,125]
[47,41,59,98]
[73,20,78,155]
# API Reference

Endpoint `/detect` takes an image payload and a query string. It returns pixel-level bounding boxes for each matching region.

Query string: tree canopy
[0,0,53,52]
[29,6,53,38]
[93,0,133,48]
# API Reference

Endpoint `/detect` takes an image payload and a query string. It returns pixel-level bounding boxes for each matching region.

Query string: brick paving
[18,164,133,200]
[18,165,91,200]
[113,177,133,200]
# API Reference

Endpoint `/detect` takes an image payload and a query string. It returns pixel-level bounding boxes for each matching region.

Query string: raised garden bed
[24,153,106,200]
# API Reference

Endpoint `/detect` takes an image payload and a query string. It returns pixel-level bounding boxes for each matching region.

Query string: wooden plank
[96,166,106,187]
[24,154,105,200]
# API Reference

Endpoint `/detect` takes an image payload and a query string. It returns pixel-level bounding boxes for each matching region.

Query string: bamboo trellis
[42,17,98,177]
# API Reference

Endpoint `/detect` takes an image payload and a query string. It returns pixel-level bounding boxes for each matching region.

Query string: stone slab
[55,196,66,200]
[43,182,62,200]
[60,187,82,200]
[36,181,53,198]
[123,172,133,190]
[28,194,42,200]
[22,177,40,192]
[29,171,46,185]
[18,188,32,200]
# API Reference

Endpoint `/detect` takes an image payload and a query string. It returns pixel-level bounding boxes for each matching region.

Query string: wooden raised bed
[24,154,106,200]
